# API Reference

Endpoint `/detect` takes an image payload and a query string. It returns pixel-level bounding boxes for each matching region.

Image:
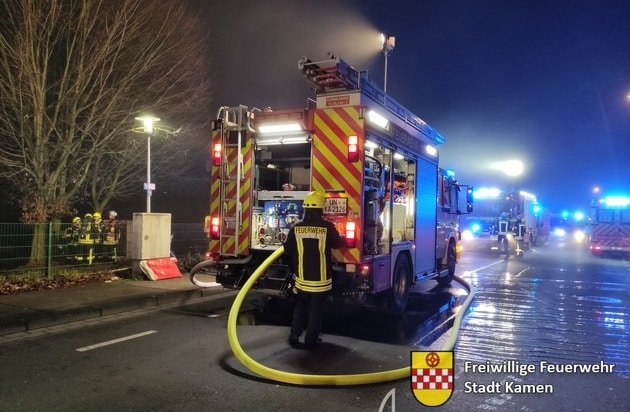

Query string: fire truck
[461,188,548,256]
[198,55,473,311]
[589,195,630,257]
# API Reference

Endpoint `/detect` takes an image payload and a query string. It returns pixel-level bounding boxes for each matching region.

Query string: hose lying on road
[226,246,475,386]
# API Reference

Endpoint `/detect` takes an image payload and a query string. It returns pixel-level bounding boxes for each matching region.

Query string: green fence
[0,222,208,278]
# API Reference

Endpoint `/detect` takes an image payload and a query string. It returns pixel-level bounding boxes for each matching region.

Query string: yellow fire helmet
[93,212,101,219]
[72,217,81,223]
[303,191,325,209]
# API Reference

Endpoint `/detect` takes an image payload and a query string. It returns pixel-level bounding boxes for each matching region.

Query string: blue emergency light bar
[602,195,630,208]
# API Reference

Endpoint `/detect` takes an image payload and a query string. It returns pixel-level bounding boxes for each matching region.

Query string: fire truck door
[415,158,437,275]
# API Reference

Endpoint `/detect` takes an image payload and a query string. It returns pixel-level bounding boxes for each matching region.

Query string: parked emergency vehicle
[589,195,630,257]
[461,188,548,256]
[198,55,473,311]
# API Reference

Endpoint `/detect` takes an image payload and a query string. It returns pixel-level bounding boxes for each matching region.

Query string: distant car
[552,224,587,245]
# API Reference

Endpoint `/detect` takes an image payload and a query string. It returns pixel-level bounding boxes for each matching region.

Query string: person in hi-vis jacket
[283,191,345,349]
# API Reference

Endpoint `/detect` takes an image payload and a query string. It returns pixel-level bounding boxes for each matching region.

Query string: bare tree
[0,0,212,265]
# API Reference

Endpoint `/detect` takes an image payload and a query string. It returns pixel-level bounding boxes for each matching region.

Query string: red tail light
[345,221,356,248]
[213,143,222,166]
[347,135,359,162]
[210,216,220,239]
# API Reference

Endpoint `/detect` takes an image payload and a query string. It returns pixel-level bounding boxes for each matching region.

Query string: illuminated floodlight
[425,145,438,157]
[574,211,585,221]
[381,33,396,54]
[258,123,303,134]
[474,187,501,199]
[499,159,524,177]
[603,195,630,208]
[367,110,388,129]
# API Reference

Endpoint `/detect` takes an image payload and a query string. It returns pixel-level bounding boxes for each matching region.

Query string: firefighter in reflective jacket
[283,191,345,349]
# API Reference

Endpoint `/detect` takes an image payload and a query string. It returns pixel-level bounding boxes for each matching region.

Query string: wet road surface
[456,240,630,375]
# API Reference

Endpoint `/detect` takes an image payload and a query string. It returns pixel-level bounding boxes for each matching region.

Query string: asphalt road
[0,238,628,411]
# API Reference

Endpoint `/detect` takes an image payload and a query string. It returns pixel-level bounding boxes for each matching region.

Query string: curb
[0,286,226,337]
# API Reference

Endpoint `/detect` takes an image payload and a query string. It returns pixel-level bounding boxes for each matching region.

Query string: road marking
[75,330,157,352]
[465,259,505,274]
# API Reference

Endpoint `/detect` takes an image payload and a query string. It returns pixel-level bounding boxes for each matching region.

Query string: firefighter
[76,213,94,262]
[80,213,93,242]
[92,212,105,239]
[91,212,105,258]
[106,210,120,243]
[283,191,345,349]
[63,217,82,243]
[104,210,120,260]
[61,216,82,260]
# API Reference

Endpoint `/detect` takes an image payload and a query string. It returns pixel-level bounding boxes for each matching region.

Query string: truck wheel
[388,255,411,312]
[438,241,456,285]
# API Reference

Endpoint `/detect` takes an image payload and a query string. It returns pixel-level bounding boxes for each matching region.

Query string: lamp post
[135,115,160,213]
[380,33,395,96]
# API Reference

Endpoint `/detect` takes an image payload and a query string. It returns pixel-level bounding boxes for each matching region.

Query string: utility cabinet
[131,213,171,260]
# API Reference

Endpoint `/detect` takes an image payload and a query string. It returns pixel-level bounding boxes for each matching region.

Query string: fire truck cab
[200,55,473,311]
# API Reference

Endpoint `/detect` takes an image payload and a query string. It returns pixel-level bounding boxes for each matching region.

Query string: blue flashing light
[446,169,455,177]
[473,187,501,199]
[533,205,541,214]
[603,195,630,208]
[574,211,585,221]
[471,223,481,233]
[561,210,569,219]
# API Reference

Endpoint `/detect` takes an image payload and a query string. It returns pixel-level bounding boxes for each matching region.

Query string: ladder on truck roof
[298,54,445,145]
[216,105,248,257]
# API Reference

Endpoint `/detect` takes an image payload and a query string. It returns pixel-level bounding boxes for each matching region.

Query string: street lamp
[135,115,160,213]
[380,33,395,95]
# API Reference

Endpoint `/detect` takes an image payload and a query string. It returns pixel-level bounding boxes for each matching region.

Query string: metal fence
[0,222,208,278]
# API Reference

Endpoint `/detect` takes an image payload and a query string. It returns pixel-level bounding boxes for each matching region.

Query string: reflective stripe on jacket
[284,217,344,293]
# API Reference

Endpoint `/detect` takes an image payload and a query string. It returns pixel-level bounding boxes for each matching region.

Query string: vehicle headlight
[553,228,566,237]
[573,230,586,243]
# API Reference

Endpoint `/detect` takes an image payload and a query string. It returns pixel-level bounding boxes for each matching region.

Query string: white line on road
[76,330,157,352]
[464,259,505,274]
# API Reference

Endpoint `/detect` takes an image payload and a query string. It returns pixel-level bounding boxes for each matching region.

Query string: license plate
[324,197,347,215]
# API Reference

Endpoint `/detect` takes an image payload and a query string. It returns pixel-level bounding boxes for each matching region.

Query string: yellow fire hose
[226,246,475,386]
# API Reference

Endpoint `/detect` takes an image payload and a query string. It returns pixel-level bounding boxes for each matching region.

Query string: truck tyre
[437,241,456,285]
[388,255,411,312]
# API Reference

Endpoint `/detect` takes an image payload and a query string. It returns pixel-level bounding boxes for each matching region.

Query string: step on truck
[198,54,473,312]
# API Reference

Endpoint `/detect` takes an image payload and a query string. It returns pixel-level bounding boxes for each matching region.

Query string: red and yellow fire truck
[589,195,630,257]
[198,55,472,311]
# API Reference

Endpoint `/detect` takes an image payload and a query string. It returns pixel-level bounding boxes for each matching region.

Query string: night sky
[198,0,630,215]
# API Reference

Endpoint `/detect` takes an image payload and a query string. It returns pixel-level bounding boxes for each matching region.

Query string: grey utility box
[131,213,171,260]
